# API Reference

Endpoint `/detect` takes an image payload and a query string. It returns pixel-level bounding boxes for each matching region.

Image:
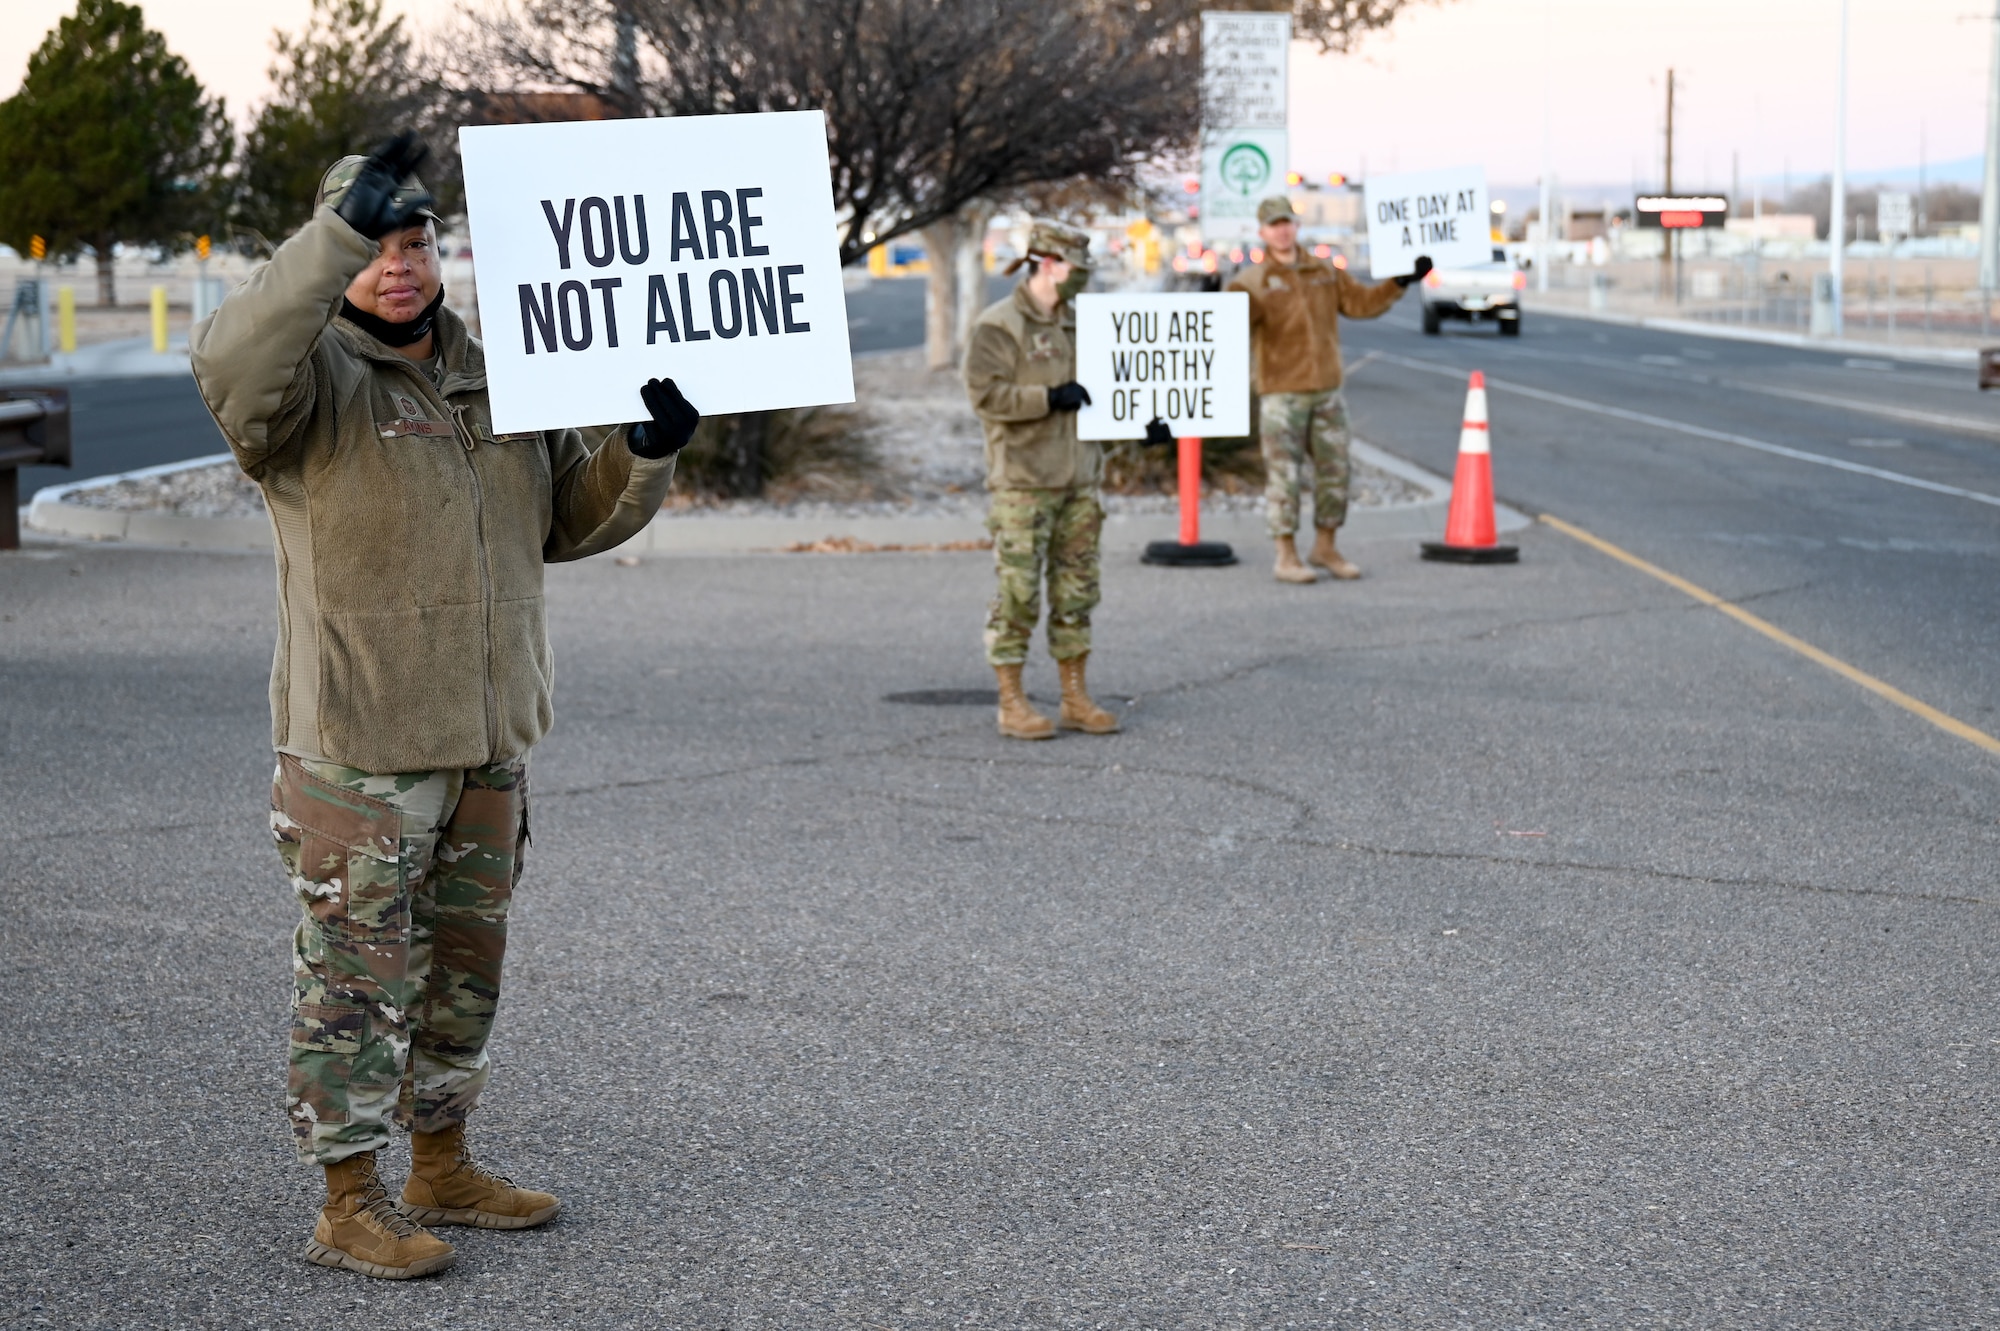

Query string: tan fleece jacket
[962,282,1102,491]
[1228,254,1406,395]
[191,207,676,775]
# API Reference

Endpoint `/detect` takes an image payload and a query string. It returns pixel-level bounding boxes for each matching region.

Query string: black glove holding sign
[334,131,434,238]
[1394,255,1435,289]
[1048,382,1092,412]
[1143,417,1175,447]
[629,377,701,458]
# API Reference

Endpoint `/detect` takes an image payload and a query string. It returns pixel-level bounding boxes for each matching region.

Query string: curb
[22,440,1527,556]
[1525,303,1981,367]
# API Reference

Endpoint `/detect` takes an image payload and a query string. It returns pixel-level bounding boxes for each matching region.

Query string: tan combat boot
[305,1151,456,1279]
[1057,655,1121,734]
[994,662,1055,740]
[402,1123,561,1230]
[1273,534,1319,584]
[1308,527,1361,580]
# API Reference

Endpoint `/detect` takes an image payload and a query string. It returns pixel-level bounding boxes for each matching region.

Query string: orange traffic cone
[1420,370,1518,564]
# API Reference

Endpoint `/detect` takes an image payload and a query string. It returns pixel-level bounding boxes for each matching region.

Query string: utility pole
[1661,68,1674,301]
[1829,0,1849,337]
[1980,0,2000,301]
[1538,0,1551,293]
[1918,121,1928,235]
[611,0,640,113]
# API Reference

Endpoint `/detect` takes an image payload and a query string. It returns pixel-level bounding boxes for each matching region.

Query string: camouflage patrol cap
[1257,196,1299,225]
[1024,219,1093,270]
[316,155,441,224]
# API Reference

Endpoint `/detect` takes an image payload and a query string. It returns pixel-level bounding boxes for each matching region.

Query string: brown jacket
[962,282,1101,490]
[191,207,676,775]
[1228,254,1406,395]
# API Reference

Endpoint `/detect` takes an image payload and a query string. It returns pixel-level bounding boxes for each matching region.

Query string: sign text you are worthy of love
[1361,165,1492,278]
[1073,292,1249,441]
[460,111,854,435]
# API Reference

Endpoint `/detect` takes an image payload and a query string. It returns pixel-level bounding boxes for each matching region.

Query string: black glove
[334,131,434,239]
[1143,416,1174,447]
[1047,382,1092,412]
[1395,255,1434,288]
[1198,273,1223,293]
[631,377,700,458]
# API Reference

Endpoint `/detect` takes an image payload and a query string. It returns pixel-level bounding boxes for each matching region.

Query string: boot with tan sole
[1057,654,1121,733]
[1273,534,1319,584]
[402,1123,561,1230]
[994,662,1054,740]
[305,1151,456,1280]
[1308,526,1361,580]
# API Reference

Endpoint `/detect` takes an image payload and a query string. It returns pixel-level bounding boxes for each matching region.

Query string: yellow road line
[1538,513,2000,757]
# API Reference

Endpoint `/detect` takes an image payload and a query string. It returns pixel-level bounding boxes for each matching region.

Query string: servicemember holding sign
[1229,196,1429,583]
[964,221,1137,741]
[191,135,700,1282]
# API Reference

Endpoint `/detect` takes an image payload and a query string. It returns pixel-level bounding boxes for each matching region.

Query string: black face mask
[340,286,446,348]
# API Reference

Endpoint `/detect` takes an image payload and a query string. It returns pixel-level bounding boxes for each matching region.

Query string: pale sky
[2,0,1986,196]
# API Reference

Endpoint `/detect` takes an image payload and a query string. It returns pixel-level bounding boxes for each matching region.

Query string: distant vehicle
[1420,247,1526,336]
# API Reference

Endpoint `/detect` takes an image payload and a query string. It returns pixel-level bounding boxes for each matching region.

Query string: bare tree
[459,0,1202,266]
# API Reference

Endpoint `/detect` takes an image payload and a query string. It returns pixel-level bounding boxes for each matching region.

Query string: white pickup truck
[1420,247,1526,336]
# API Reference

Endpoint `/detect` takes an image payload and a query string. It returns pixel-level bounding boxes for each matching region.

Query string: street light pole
[1980,0,2000,304]
[1538,0,1551,293]
[1829,0,1849,337]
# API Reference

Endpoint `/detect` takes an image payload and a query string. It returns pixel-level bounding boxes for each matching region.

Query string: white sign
[1201,129,1289,246]
[1363,165,1492,278]
[1073,292,1249,441]
[460,111,855,435]
[1202,11,1290,131]
[1877,190,1913,239]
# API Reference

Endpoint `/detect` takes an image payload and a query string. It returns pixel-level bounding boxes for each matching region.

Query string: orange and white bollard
[1420,370,1518,564]
[1143,435,1237,566]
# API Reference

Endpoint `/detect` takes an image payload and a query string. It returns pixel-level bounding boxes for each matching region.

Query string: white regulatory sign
[1363,165,1492,278]
[1201,11,1290,131]
[1073,292,1249,442]
[460,111,855,435]
[1877,190,1913,239]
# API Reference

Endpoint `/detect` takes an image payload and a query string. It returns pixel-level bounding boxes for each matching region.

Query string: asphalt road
[4,304,1999,1327]
[1338,305,2000,744]
[13,275,981,501]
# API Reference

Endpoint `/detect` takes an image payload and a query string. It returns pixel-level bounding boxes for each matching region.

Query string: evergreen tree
[234,0,435,249]
[0,0,231,305]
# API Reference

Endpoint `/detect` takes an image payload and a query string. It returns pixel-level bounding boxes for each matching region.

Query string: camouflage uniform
[984,487,1104,665]
[1260,389,1354,537]
[1227,195,1407,541]
[964,221,1102,667]
[274,754,528,1165]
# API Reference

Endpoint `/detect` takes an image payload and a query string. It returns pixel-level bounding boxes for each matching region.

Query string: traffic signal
[28,235,46,260]
[1327,173,1348,187]
[1285,171,1303,187]
[196,234,211,261]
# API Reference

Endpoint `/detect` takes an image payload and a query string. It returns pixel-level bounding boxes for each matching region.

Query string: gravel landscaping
[51,347,1429,520]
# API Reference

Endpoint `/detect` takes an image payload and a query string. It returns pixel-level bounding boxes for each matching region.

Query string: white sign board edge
[1201,10,1291,132]
[1362,165,1491,279]
[1201,128,1288,247]
[1877,190,1913,238]
[460,111,855,436]
[1073,292,1250,442]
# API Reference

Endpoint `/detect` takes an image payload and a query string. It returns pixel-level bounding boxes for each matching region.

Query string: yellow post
[150,284,168,353]
[867,244,888,277]
[57,285,75,353]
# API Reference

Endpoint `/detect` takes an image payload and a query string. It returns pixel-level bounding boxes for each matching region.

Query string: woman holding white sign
[963,221,1140,741]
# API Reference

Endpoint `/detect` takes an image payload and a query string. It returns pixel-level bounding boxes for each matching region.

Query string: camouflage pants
[1260,389,1352,537]
[272,753,528,1165]
[984,486,1103,666]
